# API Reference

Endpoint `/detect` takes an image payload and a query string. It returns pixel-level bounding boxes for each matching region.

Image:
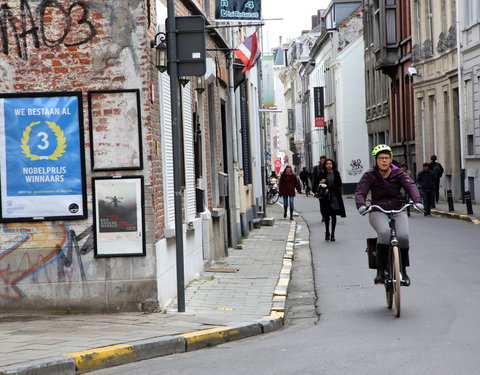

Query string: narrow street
[91,196,480,374]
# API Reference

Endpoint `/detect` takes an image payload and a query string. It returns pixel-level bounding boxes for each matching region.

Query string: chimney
[312,15,319,29]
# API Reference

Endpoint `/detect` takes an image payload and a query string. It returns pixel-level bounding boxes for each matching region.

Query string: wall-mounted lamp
[179,76,190,87]
[195,76,205,93]
[150,32,168,73]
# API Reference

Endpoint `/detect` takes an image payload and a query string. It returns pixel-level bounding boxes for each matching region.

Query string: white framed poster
[93,176,146,257]
[0,92,87,222]
[87,89,143,171]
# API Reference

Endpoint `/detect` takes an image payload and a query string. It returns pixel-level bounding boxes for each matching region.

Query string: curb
[0,219,297,375]
[431,209,480,224]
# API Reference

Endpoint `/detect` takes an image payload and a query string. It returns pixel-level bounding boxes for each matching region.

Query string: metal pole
[257,28,266,218]
[167,0,185,312]
[456,0,466,201]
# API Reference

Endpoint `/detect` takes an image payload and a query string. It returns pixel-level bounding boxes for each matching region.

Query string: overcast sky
[261,0,330,52]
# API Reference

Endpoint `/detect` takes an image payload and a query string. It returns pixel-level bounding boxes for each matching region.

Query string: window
[239,81,252,185]
[467,135,474,155]
[468,177,475,201]
[426,0,433,43]
[428,95,436,155]
[415,0,422,46]
[373,0,380,49]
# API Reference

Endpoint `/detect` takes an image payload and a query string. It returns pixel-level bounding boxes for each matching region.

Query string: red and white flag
[234,32,261,73]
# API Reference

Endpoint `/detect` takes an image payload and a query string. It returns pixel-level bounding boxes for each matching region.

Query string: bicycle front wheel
[392,246,401,317]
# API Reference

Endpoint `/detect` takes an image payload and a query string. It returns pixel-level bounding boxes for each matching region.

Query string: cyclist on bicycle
[355,144,423,286]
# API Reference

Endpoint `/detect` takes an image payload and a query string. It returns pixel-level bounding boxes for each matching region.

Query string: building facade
[363,0,391,167]
[410,0,460,199]
[458,0,480,201]
[0,0,263,312]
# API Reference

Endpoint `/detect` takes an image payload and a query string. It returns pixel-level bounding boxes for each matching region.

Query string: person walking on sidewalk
[428,154,444,206]
[299,167,311,196]
[355,144,422,286]
[318,159,346,241]
[417,162,436,216]
[312,155,327,222]
[278,165,302,220]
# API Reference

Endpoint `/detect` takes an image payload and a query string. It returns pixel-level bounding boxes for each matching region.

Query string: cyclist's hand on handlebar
[414,202,424,211]
[358,205,368,215]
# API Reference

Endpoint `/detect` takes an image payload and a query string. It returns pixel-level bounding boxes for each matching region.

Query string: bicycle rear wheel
[267,190,279,204]
[392,246,401,317]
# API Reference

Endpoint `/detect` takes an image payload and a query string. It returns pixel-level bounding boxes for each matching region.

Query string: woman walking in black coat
[319,159,346,241]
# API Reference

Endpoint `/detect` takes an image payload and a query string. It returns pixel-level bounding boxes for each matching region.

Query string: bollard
[465,191,474,215]
[447,189,455,212]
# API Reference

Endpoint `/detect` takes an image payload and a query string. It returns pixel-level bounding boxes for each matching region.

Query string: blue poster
[0,94,85,220]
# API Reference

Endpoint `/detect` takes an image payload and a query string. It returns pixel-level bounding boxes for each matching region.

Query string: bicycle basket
[366,238,377,269]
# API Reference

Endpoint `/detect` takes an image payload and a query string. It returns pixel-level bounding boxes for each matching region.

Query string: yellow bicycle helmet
[372,144,393,159]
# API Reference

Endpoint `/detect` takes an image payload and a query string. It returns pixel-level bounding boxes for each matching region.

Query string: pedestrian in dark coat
[417,162,436,216]
[278,165,302,220]
[319,159,346,241]
[428,154,444,205]
[312,156,327,222]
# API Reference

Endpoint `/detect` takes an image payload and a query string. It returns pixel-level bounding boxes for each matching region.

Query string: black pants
[325,214,336,235]
[434,180,440,203]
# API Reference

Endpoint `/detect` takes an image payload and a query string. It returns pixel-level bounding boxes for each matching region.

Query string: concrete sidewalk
[430,199,480,224]
[0,203,296,375]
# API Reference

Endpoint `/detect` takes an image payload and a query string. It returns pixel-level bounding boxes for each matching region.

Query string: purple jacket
[355,167,421,210]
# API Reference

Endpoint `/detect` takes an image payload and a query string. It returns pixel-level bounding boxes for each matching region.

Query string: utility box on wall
[218,172,228,196]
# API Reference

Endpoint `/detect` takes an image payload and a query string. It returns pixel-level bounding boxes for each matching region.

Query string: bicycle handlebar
[361,202,424,216]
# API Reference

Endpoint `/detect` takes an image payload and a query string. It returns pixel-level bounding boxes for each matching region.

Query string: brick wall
[0,0,163,311]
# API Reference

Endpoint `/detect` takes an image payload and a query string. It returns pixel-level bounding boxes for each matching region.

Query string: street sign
[215,0,261,22]
[167,16,206,77]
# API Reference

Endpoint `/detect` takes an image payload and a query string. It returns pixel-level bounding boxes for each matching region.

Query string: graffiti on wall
[0,0,97,59]
[0,222,93,301]
[347,159,363,176]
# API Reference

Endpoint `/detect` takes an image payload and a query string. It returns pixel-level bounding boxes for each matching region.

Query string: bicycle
[361,202,423,317]
[266,179,279,205]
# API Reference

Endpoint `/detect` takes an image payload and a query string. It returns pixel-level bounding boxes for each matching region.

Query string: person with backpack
[428,155,444,206]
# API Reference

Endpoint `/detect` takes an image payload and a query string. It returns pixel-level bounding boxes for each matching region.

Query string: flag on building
[234,32,261,73]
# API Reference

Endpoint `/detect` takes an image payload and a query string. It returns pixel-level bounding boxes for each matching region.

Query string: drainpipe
[456,0,466,200]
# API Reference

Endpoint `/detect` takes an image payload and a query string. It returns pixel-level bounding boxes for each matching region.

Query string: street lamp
[178,76,190,87]
[150,32,168,73]
[195,75,205,93]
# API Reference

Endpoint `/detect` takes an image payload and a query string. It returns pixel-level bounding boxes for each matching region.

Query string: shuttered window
[160,72,175,229]
[182,83,196,221]
[240,81,252,185]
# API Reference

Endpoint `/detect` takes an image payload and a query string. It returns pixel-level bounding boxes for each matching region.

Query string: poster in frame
[0,91,87,222]
[88,89,143,171]
[93,176,146,257]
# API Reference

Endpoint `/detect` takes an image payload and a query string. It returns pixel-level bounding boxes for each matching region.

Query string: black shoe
[374,269,385,284]
[290,215,294,220]
[330,235,335,241]
[401,268,410,286]
[325,233,330,241]
[283,211,287,218]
